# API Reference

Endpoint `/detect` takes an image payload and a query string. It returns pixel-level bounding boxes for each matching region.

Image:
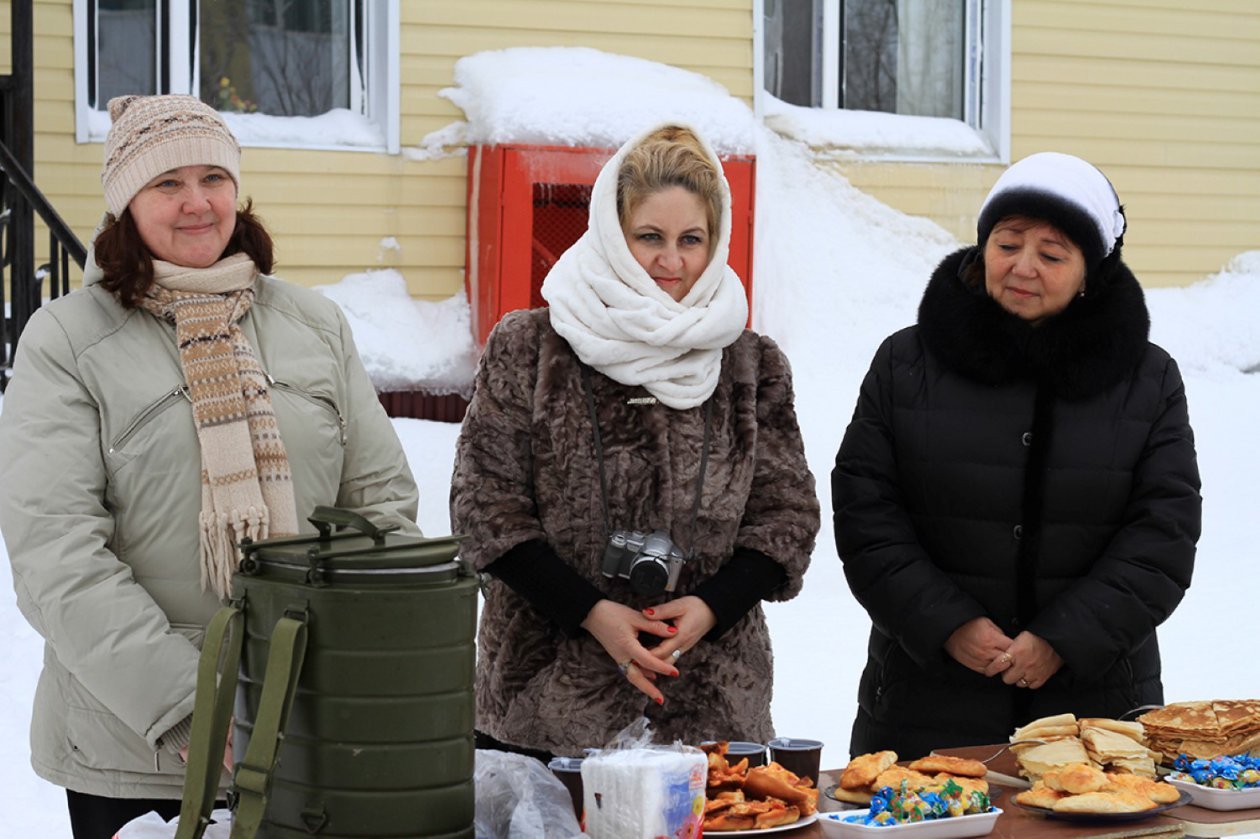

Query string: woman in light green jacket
[0,95,418,839]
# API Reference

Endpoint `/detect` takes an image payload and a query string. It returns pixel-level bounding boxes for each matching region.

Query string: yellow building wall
[18,0,753,298]
[18,1,1256,292]
[830,0,1260,288]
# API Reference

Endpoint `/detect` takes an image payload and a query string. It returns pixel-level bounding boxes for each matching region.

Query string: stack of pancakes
[1137,699,1260,763]
[1010,714,1159,780]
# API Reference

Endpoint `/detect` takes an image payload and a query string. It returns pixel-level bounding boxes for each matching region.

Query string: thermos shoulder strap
[176,606,244,839]
[230,614,309,839]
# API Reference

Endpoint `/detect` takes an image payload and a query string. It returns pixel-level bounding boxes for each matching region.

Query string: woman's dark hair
[94,199,275,308]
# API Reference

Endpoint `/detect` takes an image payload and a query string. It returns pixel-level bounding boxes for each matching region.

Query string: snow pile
[315,270,478,396]
[762,93,993,158]
[435,47,757,154]
[1146,251,1260,377]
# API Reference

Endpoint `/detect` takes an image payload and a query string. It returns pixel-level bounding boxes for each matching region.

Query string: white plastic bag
[114,808,233,839]
[474,749,584,839]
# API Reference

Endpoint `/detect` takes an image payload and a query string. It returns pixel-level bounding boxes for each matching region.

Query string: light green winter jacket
[0,263,419,799]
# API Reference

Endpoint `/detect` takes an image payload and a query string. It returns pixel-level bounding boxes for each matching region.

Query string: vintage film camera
[600,529,687,595]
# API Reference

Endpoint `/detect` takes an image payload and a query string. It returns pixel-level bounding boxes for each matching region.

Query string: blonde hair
[616,125,723,254]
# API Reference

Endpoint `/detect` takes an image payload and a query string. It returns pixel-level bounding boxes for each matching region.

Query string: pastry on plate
[839,750,898,790]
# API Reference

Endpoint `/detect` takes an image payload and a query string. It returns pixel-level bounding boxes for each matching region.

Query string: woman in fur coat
[450,124,819,759]
[832,152,1201,758]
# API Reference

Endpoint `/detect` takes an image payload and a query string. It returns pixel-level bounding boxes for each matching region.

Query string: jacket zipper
[267,374,347,444]
[108,386,191,454]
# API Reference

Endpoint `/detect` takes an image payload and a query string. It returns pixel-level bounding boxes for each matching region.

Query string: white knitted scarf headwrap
[136,252,299,597]
[541,123,748,409]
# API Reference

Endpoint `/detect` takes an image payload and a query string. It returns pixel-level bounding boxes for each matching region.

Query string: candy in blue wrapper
[1172,752,1260,792]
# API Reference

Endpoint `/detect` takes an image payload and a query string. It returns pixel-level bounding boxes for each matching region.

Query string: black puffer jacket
[832,247,1200,757]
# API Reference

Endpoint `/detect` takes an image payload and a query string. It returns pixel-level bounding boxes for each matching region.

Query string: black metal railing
[1,141,88,377]
[1,0,86,390]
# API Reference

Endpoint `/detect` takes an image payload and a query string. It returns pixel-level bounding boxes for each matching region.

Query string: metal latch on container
[305,548,329,587]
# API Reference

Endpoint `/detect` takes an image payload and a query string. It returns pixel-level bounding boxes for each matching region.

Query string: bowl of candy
[1166,753,1260,811]
[817,779,1000,837]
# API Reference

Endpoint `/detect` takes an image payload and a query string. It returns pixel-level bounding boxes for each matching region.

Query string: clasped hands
[580,596,717,705]
[944,616,1063,690]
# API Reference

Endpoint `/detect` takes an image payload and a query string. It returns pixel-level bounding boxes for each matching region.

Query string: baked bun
[872,765,934,792]
[1046,762,1109,794]
[1104,772,1182,804]
[1015,782,1065,810]
[828,785,873,805]
[840,751,898,790]
[936,774,989,799]
[908,755,988,778]
[1052,791,1156,814]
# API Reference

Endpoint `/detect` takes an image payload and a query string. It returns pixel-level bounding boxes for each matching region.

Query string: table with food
[687,698,1260,838]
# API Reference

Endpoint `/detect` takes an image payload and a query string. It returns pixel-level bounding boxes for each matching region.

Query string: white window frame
[754,0,1010,163]
[72,0,400,154]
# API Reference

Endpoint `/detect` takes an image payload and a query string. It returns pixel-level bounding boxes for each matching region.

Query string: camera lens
[628,557,669,595]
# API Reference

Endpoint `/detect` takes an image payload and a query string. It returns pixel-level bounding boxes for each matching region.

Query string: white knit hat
[977,152,1126,267]
[101,94,241,216]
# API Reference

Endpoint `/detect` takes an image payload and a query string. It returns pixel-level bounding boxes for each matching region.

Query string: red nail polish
[667,626,678,633]
[655,697,664,705]
[671,669,679,677]
[644,608,655,616]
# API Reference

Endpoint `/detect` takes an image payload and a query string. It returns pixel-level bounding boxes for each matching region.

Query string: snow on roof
[436,46,757,154]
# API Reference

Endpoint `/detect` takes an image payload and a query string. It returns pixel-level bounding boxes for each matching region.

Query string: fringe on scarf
[199,505,270,599]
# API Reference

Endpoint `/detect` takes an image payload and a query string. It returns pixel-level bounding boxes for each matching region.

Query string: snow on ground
[3,47,1259,832]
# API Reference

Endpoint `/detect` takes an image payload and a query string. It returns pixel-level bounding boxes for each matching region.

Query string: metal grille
[530,183,592,308]
[376,391,469,423]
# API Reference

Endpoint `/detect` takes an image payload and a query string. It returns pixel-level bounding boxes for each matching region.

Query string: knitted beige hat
[101,94,241,216]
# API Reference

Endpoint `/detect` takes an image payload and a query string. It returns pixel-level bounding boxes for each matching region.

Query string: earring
[1078,283,1087,298]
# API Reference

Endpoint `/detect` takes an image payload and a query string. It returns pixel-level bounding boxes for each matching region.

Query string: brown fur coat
[451,309,819,755]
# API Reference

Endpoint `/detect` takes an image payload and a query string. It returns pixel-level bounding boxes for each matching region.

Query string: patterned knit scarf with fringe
[137,253,299,597]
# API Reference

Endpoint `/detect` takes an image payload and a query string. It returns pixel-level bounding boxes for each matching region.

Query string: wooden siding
[822,160,1005,246]
[1010,0,1260,286]
[828,0,1260,288]
[19,0,753,298]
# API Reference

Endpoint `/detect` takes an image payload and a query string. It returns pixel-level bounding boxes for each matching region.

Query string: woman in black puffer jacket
[832,152,1201,758]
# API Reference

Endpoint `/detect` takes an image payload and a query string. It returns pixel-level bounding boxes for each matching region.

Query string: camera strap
[580,364,713,559]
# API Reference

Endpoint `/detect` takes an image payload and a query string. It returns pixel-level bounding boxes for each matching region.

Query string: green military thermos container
[175,507,477,839]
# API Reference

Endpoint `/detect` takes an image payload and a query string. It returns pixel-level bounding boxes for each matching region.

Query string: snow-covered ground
[3,48,1259,832]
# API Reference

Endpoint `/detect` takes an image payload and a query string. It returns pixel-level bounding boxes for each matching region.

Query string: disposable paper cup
[702,739,767,767]
[548,756,585,819]
[767,737,824,786]
[727,741,768,767]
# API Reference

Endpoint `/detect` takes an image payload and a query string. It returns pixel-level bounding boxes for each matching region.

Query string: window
[74,0,400,152]
[760,0,1008,159]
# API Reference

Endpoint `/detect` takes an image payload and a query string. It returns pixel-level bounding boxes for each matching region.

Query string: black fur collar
[917,248,1151,400]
